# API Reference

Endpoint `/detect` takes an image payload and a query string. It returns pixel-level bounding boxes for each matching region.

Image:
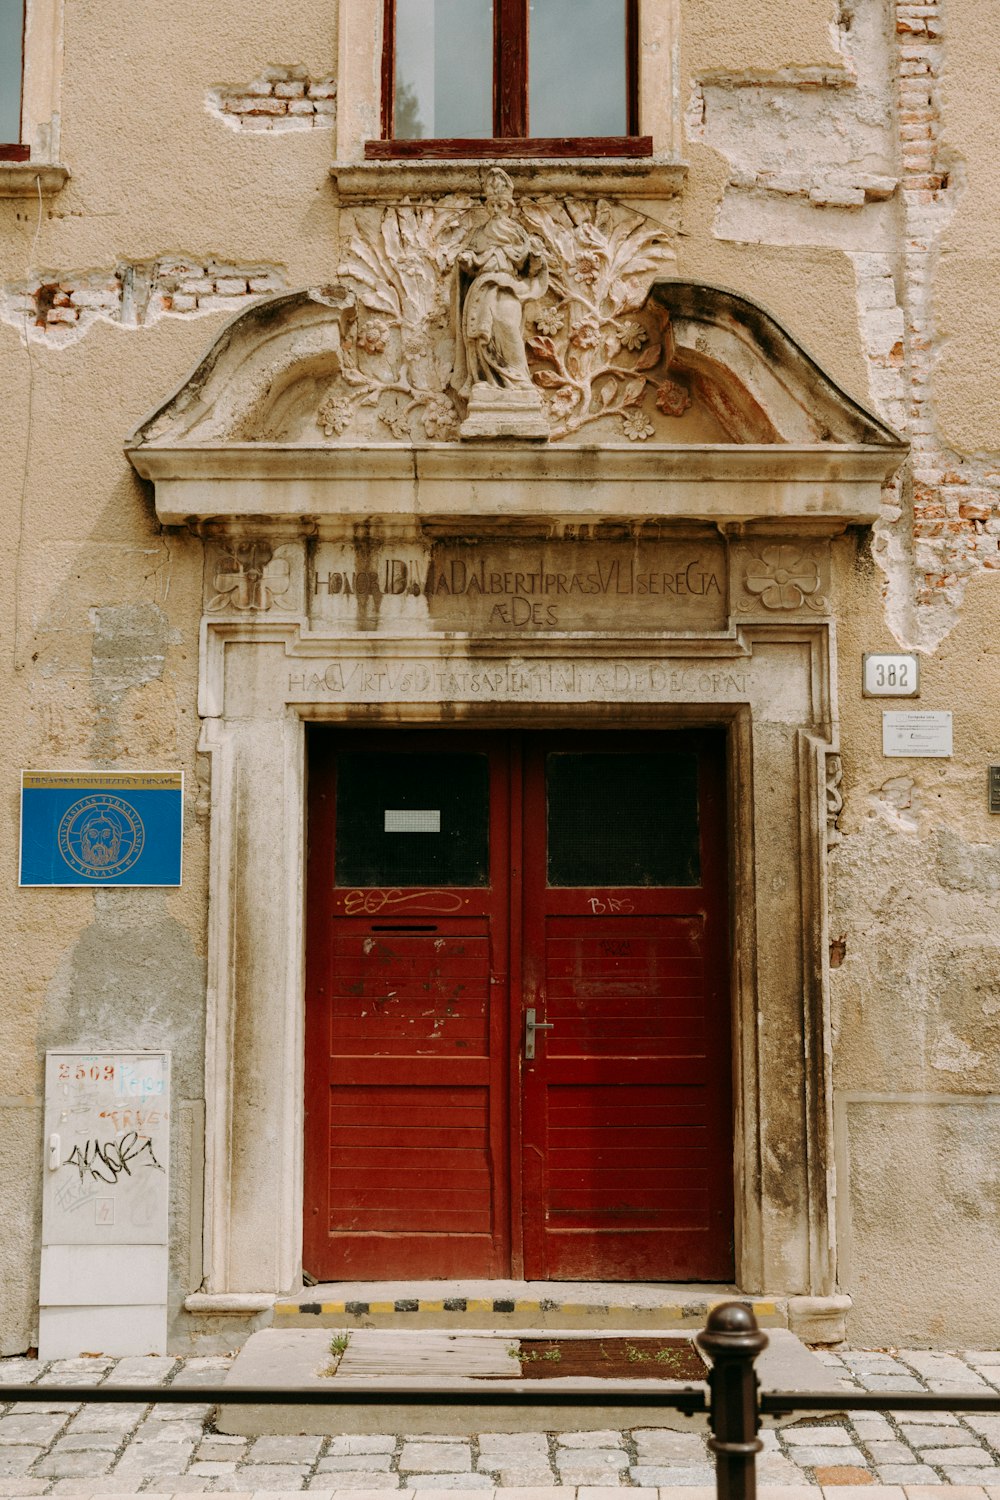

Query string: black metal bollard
[697,1301,769,1500]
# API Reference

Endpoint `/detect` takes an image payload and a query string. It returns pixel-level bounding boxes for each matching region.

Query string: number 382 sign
[862,652,920,698]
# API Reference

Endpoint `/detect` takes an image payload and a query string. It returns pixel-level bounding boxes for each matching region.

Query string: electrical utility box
[40,1051,170,1360]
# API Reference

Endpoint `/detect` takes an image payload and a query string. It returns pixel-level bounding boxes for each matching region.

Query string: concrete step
[274,1281,789,1331]
[217,1323,841,1436]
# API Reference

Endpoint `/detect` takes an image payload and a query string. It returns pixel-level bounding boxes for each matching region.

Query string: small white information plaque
[384,809,441,833]
[863,652,920,697]
[883,710,952,758]
[39,1051,170,1360]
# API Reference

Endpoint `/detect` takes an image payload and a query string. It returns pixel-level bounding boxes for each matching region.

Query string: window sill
[0,162,70,197]
[365,137,653,160]
[331,155,686,203]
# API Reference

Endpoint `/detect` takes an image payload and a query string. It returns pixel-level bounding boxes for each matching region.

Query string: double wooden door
[304,729,733,1281]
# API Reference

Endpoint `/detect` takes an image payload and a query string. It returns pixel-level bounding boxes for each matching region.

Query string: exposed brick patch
[690,0,1000,643]
[887,0,1000,629]
[686,8,901,219]
[846,0,1000,643]
[725,164,899,207]
[208,65,336,132]
[1,257,286,343]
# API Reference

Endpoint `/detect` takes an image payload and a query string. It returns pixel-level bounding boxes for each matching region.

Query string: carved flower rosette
[322,192,684,444]
[207,542,295,613]
[736,544,831,615]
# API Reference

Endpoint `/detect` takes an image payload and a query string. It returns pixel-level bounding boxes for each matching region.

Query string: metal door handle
[524,1007,554,1059]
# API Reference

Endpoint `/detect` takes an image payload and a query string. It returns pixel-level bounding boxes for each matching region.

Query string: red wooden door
[305,729,732,1282]
[304,732,511,1278]
[519,734,734,1280]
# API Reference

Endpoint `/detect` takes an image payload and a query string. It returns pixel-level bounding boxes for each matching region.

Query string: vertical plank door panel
[304,731,510,1280]
[519,733,734,1281]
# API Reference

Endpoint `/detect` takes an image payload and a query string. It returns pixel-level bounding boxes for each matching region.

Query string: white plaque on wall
[40,1051,170,1359]
[883,710,952,758]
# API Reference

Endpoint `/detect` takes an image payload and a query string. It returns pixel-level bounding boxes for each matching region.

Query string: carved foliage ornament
[327,171,678,444]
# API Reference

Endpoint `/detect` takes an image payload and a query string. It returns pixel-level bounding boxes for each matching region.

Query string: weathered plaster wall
[830,557,1000,1345]
[680,0,1000,1345]
[0,0,342,1354]
[2,0,1000,1354]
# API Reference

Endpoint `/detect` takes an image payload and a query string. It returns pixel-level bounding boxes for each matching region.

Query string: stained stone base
[216,1326,843,1436]
[459,383,549,440]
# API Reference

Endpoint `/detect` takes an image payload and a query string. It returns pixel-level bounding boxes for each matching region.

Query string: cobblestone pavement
[1,1347,1000,1496]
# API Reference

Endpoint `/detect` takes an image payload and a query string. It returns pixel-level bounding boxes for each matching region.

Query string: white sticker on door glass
[384,809,441,833]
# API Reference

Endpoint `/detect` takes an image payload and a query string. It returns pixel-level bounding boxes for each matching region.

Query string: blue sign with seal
[20,771,183,887]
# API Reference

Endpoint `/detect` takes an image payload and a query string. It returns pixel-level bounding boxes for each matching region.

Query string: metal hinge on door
[524,1007,554,1059]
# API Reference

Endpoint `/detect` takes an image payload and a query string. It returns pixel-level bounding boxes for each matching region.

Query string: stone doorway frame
[124,281,908,1338]
[192,613,838,1308]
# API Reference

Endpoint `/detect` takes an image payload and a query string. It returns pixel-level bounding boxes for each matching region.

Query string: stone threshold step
[273,1282,788,1331]
[216,1326,841,1436]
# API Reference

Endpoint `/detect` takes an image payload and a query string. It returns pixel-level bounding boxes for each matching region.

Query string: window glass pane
[335,752,490,887]
[0,0,24,143]
[528,0,627,138]
[547,752,701,887]
[395,0,494,140]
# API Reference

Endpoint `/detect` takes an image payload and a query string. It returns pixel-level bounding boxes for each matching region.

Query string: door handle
[524,1007,554,1060]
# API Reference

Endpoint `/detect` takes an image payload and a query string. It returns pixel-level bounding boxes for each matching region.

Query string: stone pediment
[130,277,899,454]
[127,188,905,533]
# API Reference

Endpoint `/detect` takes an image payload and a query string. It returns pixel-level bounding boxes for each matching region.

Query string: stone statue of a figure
[452,167,550,439]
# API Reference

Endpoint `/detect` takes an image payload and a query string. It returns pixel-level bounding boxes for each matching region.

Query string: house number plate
[863,652,920,697]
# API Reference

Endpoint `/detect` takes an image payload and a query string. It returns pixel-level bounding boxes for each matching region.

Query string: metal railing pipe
[0,1383,708,1410]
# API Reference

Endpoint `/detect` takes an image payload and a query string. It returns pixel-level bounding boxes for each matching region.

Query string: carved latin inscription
[286,659,750,704]
[310,539,727,633]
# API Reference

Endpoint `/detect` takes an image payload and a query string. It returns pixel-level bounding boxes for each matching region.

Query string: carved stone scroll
[826,754,844,849]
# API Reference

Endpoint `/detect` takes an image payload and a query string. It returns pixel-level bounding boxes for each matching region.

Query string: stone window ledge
[331,156,687,204]
[0,162,69,197]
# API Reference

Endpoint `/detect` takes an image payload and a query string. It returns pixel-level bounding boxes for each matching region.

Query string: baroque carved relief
[325,170,678,444]
[206,542,299,613]
[453,168,549,439]
[734,544,831,615]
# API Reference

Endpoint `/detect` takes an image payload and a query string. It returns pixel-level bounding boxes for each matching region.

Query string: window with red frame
[370,0,649,158]
[1,0,28,159]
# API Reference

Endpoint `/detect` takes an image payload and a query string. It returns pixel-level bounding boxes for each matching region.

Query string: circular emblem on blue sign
[57,795,145,880]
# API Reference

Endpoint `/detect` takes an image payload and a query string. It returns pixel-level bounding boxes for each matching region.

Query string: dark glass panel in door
[546,751,700,887]
[335,751,490,887]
